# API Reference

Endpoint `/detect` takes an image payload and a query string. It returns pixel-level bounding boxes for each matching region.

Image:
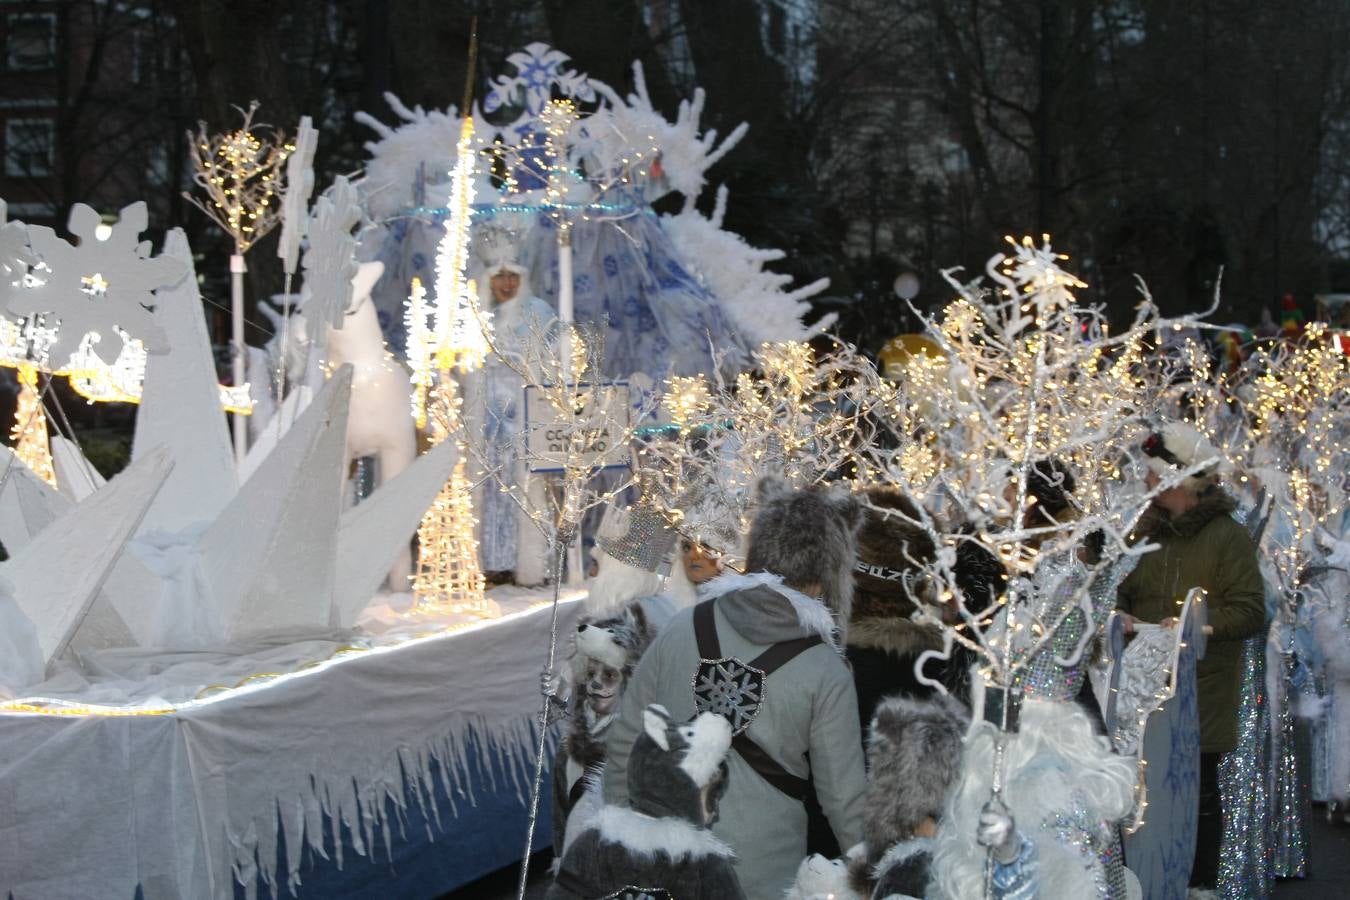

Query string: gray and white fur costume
[849,693,968,899]
[929,676,1139,900]
[548,704,746,900]
[552,603,657,857]
[604,477,868,900]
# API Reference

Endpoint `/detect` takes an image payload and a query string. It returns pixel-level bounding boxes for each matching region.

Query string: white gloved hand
[977,798,1021,865]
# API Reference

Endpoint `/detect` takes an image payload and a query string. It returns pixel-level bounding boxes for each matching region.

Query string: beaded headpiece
[472,222,527,278]
[596,503,677,576]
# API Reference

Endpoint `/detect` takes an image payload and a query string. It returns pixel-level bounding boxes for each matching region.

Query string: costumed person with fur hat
[602,476,869,900]
[548,704,747,900]
[849,692,968,899]
[466,223,559,586]
[1116,422,1265,894]
[846,486,943,729]
[549,501,675,856]
[551,600,659,861]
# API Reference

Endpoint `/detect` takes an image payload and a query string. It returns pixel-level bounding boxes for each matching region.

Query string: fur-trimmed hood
[1133,489,1237,542]
[846,613,942,657]
[701,571,841,648]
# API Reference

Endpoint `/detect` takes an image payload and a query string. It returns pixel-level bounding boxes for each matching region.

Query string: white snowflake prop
[4,202,183,365]
[277,115,318,276]
[301,176,362,333]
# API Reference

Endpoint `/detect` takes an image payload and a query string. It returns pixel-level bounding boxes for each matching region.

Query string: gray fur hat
[744,475,864,625]
[861,693,968,863]
[571,603,654,678]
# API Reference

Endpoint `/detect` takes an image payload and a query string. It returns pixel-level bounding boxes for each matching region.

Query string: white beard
[584,551,666,618]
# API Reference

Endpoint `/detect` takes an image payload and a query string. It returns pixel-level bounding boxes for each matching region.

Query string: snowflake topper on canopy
[480,42,595,127]
[4,202,183,365]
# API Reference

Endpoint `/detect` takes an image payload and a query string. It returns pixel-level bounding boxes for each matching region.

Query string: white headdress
[471,221,528,282]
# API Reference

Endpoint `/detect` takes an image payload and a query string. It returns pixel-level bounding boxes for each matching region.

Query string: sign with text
[523,382,631,473]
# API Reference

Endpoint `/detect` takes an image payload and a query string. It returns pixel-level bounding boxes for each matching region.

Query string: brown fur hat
[851,486,937,623]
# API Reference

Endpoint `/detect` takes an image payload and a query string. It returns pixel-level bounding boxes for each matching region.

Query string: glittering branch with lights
[184,101,293,253]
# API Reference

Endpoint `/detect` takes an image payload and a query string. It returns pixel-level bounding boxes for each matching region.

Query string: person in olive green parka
[1116,422,1265,891]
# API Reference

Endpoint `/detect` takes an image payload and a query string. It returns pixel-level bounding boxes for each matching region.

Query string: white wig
[930,676,1137,899]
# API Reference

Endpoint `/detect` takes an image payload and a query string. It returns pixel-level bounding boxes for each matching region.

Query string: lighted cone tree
[411,380,488,612]
[407,114,494,616]
[9,364,55,486]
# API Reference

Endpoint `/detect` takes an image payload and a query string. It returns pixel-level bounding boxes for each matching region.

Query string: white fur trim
[700,570,839,645]
[873,836,933,881]
[585,551,666,618]
[575,624,629,671]
[643,707,670,750]
[594,805,735,859]
[677,712,732,786]
[1149,421,1232,487]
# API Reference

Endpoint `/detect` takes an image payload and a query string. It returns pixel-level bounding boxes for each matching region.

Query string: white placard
[523,382,631,473]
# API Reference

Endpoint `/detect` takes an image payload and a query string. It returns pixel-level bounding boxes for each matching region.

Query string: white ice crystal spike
[132,228,238,533]
[331,438,458,627]
[6,202,184,365]
[50,434,105,502]
[0,445,172,667]
[198,366,352,641]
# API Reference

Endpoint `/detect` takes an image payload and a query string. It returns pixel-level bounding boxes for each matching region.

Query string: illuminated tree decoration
[408,115,493,616]
[9,363,55,486]
[184,101,294,254]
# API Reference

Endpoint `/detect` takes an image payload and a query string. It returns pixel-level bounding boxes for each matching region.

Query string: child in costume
[548,704,745,900]
[848,693,968,899]
[552,603,659,857]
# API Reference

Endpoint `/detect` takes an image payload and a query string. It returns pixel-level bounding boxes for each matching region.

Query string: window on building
[5,118,55,177]
[6,13,56,71]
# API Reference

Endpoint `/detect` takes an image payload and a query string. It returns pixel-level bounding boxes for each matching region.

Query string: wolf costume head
[848,692,968,897]
[628,704,733,824]
[745,475,863,630]
[566,603,656,769]
[548,706,745,900]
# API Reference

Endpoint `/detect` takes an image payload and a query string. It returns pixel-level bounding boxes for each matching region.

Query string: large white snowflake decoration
[301,176,362,332]
[584,61,748,202]
[480,42,595,128]
[4,202,183,365]
[693,656,766,735]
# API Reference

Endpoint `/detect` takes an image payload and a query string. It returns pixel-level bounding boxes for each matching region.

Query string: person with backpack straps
[602,476,868,900]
